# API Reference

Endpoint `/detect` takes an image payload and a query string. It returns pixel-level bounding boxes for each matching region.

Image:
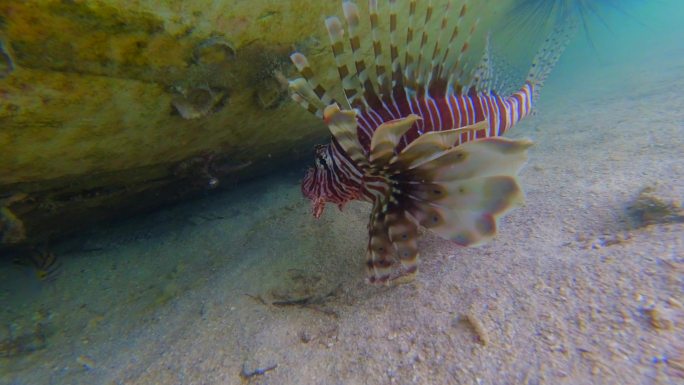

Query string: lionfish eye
[315,148,328,163]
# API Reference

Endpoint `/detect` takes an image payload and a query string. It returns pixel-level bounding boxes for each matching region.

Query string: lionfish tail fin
[525,19,579,101]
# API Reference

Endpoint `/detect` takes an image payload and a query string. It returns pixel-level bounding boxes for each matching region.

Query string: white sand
[1,13,683,385]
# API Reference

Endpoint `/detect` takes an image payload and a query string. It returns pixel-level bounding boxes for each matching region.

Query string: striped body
[355,83,534,151]
[303,82,534,216]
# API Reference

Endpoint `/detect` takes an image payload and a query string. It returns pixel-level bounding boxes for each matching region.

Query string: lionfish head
[301,143,355,219]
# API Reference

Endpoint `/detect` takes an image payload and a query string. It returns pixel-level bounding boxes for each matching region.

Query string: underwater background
[1,0,683,384]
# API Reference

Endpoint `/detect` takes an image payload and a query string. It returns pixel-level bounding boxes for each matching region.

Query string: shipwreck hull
[0,0,516,247]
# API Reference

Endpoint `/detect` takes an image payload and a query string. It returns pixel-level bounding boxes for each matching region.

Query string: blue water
[1,1,683,384]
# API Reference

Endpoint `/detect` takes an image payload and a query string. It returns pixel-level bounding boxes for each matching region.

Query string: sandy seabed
[1,21,683,385]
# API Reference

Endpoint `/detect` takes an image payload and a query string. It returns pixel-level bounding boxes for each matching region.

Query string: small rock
[299,330,312,343]
[76,355,96,370]
[644,306,674,330]
[453,313,490,346]
[241,360,277,378]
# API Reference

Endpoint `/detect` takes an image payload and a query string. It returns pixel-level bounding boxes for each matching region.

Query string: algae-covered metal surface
[0,0,517,246]
[1,1,344,182]
[0,0,349,245]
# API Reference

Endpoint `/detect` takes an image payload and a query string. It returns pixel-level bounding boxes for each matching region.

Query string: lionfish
[288,0,576,284]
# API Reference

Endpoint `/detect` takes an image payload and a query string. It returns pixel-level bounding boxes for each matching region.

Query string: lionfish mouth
[301,167,326,219]
[310,197,326,219]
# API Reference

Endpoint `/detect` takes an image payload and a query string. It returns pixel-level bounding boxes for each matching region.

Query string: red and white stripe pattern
[302,81,535,217]
[301,140,365,218]
[354,82,534,152]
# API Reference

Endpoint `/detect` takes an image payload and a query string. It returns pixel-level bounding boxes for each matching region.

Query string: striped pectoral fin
[405,137,534,183]
[408,176,524,217]
[398,137,532,247]
[391,120,489,170]
[366,202,421,285]
[385,209,420,280]
[405,175,524,246]
[366,204,396,285]
[419,206,499,246]
[369,114,421,166]
[323,104,369,168]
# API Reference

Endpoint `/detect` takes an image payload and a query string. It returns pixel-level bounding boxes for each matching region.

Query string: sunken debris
[626,186,684,228]
[170,85,229,119]
[192,36,236,66]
